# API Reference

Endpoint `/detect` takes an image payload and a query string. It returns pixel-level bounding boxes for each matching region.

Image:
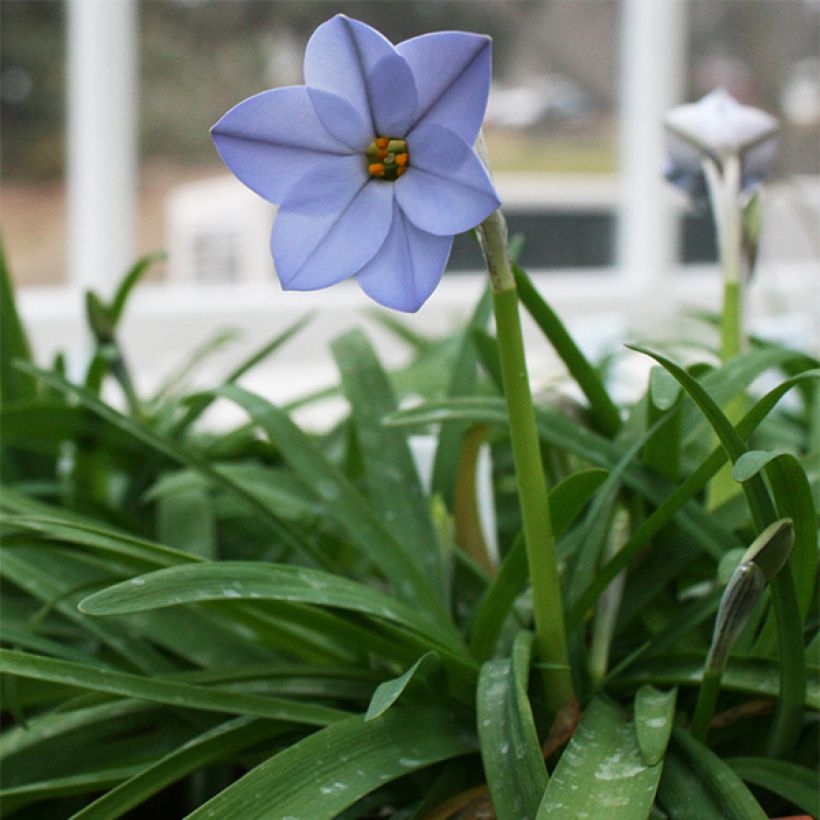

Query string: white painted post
[617,0,686,295]
[67,0,138,294]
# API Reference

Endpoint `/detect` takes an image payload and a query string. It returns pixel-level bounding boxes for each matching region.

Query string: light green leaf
[332,329,446,600]
[478,631,547,819]
[634,686,676,766]
[365,652,443,721]
[78,561,465,656]
[537,697,661,819]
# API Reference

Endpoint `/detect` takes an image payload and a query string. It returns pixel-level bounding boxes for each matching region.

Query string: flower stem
[704,155,745,364]
[478,209,574,714]
[690,666,721,742]
[704,156,745,507]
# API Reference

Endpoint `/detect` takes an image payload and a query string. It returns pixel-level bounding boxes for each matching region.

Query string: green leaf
[172,311,313,436]
[634,686,676,766]
[387,396,738,564]
[625,344,775,527]
[78,562,466,656]
[469,468,608,659]
[187,706,477,819]
[156,485,216,559]
[14,362,325,566]
[0,242,36,407]
[0,700,152,760]
[0,548,178,674]
[0,649,347,726]
[0,765,143,814]
[71,718,283,820]
[212,383,455,628]
[431,285,492,501]
[613,654,819,709]
[731,450,781,482]
[108,251,166,324]
[537,697,661,819]
[658,729,766,819]
[514,263,621,437]
[566,411,675,610]
[624,346,806,756]
[478,632,547,819]
[365,652,443,721]
[569,367,820,629]
[2,513,199,568]
[733,451,817,622]
[332,329,445,600]
[726,757,819,818]
[644,367,682,482]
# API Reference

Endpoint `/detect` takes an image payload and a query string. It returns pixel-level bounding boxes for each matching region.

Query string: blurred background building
[1,0,818,407]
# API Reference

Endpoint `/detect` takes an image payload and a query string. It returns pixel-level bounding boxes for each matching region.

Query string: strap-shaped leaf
[333,329,446,601]
[79,561,466,657]
[72,718,283,820]
[478,632,547,818]
[658,729,766,819]
[514,263,621,437]
[0,649,346,726]
[186,706,477,819]
[634,685,676,766]
[537,697,661,819]
[726,757,819,818]
[213,384,457,629]
[626,346,807,756]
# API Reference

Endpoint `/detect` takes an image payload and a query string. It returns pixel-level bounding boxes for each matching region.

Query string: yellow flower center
[366,137,409,182]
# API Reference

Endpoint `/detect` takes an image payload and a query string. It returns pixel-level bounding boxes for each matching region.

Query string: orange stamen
[375,137,390,149]
[396,165,407,177]
[368,163,385,176]
[395,153,408,166]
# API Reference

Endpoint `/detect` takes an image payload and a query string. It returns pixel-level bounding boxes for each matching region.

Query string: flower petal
[306,87,373,152]
[304,14,397,140]
[211,86,351,203]
[398,31,491,145]
[664,89,779,159]
[356,201,453,312]
[368,53,418,137]
[271,156,393,291]
[395,124,500,236]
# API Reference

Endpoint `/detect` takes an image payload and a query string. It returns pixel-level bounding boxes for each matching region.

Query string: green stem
[690,666,722,742]
[479,210,574,713]
[720,278,743,364]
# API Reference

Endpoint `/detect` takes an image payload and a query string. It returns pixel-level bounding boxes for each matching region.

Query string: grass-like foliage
[1,246,818,819]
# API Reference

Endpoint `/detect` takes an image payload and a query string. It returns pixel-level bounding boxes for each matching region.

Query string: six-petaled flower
[212,14,500,312]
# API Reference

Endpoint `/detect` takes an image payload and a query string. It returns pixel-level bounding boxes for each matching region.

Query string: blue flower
[212,15,500,312]
[663,89,779,210]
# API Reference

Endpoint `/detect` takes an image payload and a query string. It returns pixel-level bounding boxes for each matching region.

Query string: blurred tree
[1,0,65,180]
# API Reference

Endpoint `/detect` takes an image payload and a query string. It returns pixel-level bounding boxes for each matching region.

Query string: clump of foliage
[0,243,817,818]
